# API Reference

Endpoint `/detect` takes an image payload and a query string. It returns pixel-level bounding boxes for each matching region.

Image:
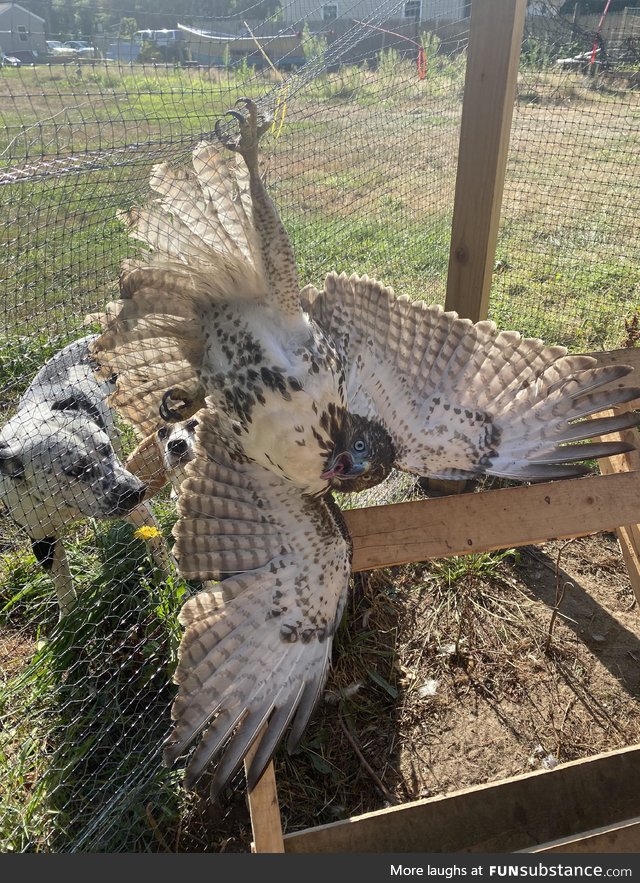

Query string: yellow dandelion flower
[134,526,162,540]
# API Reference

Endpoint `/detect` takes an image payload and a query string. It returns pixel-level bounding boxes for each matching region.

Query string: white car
[52,40,99,58]
[0,49,21,66]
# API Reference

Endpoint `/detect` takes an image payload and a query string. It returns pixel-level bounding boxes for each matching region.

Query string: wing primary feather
[244,685,306,793]
[286,651,332,754]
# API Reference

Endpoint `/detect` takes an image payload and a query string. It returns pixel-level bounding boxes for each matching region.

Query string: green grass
[0,515,193,852]
[289,212,452,298]
[1,57,639,851]
[490,246,640,349]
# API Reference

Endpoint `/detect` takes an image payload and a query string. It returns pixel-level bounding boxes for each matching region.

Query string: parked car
[0,49,21,67]
[52,40,99,58]
[45,40,64,53]
[12,49,41,64]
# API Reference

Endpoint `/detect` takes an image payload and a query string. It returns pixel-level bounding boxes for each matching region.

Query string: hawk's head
[321,412,395,494]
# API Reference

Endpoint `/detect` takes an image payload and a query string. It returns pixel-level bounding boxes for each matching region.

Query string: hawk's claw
[160,388,191,423]
[215,97,271,160]
[226,109,247,124]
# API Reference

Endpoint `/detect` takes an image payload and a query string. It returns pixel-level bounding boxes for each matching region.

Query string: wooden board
[519,816,640,854]
[283,744,640,853]
[445,0,527,320]
[244,726,285,853]
[591,407,640,604]
[344,470,640,573]
[588,346,640,373]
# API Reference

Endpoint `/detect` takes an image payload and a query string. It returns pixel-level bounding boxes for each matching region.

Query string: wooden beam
[445,0,527,320]
[344,470,640,573]
[519,815,640,854]
[587,346,640,374]
[283,744,640,853]
[591,409,640,605]
[244,727,285,853]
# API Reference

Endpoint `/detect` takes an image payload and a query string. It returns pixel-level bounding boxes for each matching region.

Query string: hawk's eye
[353,438,367,454]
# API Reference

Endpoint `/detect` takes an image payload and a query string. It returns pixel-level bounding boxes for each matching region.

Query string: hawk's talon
[214,118,232,146]
[214,97,271,163]
[226,109,247,124]
[160,389,189,423]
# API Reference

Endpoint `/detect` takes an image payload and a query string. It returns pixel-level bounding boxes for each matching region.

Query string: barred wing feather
[302,272,640,481]
[165,410,352,799]
[91,144,266,438]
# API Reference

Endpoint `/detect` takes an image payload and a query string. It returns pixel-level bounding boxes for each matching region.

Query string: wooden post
[429,0,526,497]
[445,0,527,321]
[244,727,285,853]
[592,407,640,606]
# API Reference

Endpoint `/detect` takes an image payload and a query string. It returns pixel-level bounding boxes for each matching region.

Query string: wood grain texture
[445,0,528,320]
[245,727,285,854]
[283,745,640,853]
[345,470,640,572]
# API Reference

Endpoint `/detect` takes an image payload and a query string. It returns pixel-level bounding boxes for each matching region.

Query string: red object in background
[590,0,612,65]
[418,45,426,79]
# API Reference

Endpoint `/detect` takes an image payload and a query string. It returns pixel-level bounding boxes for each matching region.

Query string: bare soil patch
[167,529,640,852]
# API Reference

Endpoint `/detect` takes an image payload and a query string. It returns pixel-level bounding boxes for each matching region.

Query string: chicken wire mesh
[0,0,638,853]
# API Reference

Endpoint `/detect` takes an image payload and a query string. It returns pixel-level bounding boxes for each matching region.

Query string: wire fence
[0,0,638,852]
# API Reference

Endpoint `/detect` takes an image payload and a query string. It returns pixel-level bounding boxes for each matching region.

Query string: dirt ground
[171,527,640,853]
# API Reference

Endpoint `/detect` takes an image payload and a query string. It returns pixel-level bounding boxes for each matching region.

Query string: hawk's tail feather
[142,143,262,277]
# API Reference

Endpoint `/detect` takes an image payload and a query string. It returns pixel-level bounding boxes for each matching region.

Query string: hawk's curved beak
[321,451,368,481]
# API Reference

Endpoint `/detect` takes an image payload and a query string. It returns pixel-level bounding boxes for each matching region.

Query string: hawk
[92,98,640,800]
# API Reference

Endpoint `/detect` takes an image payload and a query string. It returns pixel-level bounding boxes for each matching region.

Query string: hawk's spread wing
[164,409,352,799]
[302,272,640,481]
[91,145,265,439]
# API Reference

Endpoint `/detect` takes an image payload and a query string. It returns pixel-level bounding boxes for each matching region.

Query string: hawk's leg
[215,96,271,170]
[215,97,301,318]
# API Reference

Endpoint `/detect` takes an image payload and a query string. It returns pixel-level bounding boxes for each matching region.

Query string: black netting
[1,0,638,853]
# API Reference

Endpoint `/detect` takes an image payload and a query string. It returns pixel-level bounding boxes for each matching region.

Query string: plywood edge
[283,744,640,853]
[518,815,640,854]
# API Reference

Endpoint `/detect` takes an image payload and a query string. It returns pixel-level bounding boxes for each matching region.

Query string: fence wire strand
[0,0,638,852]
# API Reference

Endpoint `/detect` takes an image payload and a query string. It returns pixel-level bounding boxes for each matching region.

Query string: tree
[118,17,138,39]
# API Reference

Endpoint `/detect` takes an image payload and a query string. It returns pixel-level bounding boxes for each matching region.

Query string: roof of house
[0,3,45,22]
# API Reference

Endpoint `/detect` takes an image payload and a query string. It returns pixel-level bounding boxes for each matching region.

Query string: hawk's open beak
[321,451,368,481]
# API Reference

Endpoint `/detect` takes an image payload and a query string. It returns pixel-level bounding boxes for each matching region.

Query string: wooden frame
[445,0,527,320]
[283,745,640,853]
[242,0,640,852]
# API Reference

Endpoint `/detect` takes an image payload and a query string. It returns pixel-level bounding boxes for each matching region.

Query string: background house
[279,0,471,25]
[0,2,45,55]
